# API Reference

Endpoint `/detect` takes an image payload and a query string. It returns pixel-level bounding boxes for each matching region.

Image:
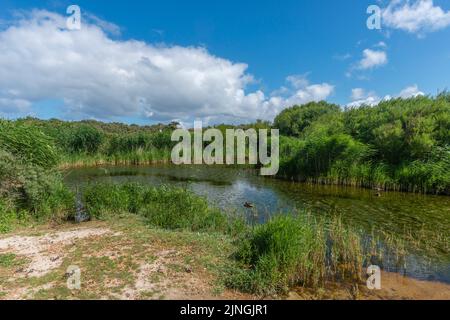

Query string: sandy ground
[0,223,449,300]
[0,228,111,277]
[360,272,450,300]
[0,223,252,300]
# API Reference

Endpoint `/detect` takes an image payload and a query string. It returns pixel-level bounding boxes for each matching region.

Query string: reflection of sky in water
[65,164,450,283]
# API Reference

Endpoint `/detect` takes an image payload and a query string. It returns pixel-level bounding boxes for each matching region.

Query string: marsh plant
[0,120,75,232]
[171,121,280,176]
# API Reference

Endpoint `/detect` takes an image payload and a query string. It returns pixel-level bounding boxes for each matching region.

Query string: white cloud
[286,74,310,89]
[357,49,388,70]
[398,84,424,98]
[0,10,334,124]
[348,88,381,108]
[374,41,387,48]
[84,13,121,36]
[347,84,425,108]
[350,88,366,100]
[382,0,450,34]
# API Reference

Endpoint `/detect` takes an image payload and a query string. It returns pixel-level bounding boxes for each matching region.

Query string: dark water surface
[64,164,450,284]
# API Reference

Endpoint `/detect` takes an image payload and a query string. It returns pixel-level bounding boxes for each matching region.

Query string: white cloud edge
[347,84,425,108]
[382,0,450,35]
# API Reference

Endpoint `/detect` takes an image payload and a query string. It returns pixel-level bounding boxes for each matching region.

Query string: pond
[64,164,450,284]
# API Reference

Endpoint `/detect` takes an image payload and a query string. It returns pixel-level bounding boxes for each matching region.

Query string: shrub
[227,214,364,295]
[83,183,228,232]
[0,149,75,220]
[138,185,227,231]
[67,125,104,154]
[83,183,133,217]
[0,197,16,233]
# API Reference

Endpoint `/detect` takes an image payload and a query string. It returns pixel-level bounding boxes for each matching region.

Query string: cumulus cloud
[348,88,381,108]
[357,49,388,70]
[0,10,334,124]
[398,84,424,98]
[382,0,450,35]
[350,88,366,101]
[347,84,424,108]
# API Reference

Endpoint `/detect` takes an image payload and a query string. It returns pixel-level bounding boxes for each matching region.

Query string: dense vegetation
[276,94,450,194]
[2,93,448,194]
[0,93,448,232]
[83,182,231,233]
[0,120,74,232]
[12,118,178,167]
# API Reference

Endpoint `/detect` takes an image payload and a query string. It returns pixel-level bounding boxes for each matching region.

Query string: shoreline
[1,218,449,300]
[59,161,450,196]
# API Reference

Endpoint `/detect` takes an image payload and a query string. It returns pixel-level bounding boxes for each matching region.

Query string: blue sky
[0,0,449,125]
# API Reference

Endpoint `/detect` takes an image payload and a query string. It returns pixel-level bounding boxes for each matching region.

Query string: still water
[64,164,450,284]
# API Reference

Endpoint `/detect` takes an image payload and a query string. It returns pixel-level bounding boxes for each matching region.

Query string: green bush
[0,197,16,233]
[138,185,227,231]
[274,101,340,137]
[275,94,450,193]
[227,215,364,295]
[83,183,133,217]
[83,183,228,232]
[0,149,75,221]
[67,125,104,154]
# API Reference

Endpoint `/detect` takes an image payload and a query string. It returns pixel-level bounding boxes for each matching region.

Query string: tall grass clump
[0,120,59,168]
[226,214,364,295]
[83,182,228,232]
[0,121,75,228]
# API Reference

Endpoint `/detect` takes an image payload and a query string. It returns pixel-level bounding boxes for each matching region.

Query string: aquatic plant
[226,214,366,295]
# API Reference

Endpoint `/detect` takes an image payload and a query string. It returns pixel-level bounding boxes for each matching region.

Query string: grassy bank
[80,182,407,296]
[58,151,171,169]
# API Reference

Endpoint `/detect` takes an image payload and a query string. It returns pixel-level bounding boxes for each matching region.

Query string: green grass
[224,214,365,295]
[0,253,27,268]
[83,182,231,232]
[58,149,171,168]
[0,120,59,168]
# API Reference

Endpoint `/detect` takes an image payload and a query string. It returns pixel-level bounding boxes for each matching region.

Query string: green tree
[68,125,104,154]
[274,101,340,137]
